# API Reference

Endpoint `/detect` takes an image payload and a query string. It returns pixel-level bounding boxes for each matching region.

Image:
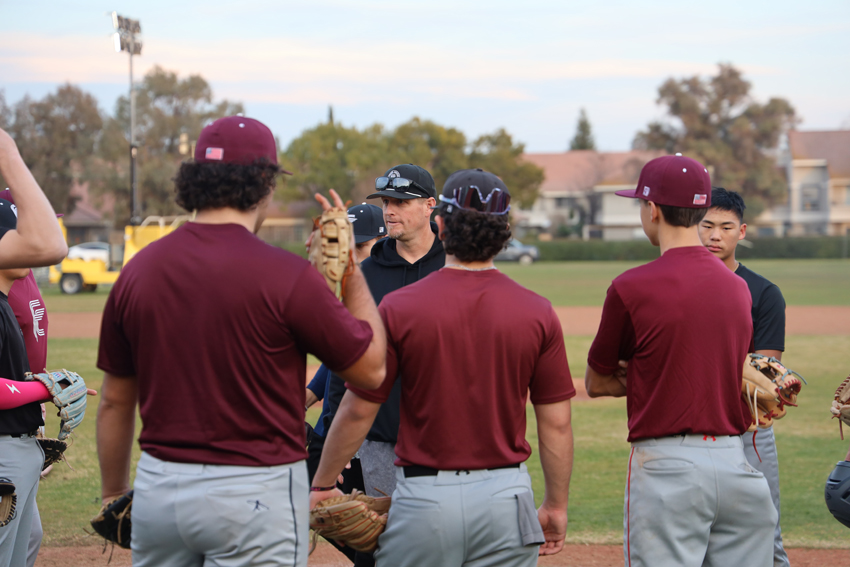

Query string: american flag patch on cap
[205,147,224,160]
[693,194,707,205]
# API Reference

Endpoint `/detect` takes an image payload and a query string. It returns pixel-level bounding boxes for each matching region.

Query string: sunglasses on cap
[438,186,511,215]
[375,177,428,195]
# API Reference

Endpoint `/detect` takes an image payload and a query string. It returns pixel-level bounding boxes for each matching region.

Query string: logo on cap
[379,227,384,234]
[387,170,400,179]
[206,147,224,161]
[643,186,650,196]
[694,194,707,205]
[348,214,357,223]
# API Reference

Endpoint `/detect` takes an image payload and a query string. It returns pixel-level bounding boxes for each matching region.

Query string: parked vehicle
[495,239,539,265]
[67,241,109,263]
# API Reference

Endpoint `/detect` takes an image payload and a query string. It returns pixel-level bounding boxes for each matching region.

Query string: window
[554,197,570,208]
[801,184,821,211]
[845,186,850,206]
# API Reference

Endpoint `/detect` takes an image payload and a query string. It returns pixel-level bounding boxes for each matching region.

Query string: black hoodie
[323,222,445,443]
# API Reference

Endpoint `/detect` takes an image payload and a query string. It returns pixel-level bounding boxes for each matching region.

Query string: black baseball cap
[0,199,17,231]
[437,168,511,215]
[348,203,386,244]
[368,164,436,201]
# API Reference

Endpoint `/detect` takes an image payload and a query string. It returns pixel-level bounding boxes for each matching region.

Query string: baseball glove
[830,376,850,439]
[308,206,355,299]
[309,489,391,553]
[741,353,806,431]
[90,491,133,549]
[25,369,87,440]
[37,435,68,471]
[0,478,15,528]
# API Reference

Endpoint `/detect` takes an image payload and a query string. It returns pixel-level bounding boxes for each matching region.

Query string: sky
[1,0,849,153]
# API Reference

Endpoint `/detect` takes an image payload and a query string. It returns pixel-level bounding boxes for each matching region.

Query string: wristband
[310,485,337,492]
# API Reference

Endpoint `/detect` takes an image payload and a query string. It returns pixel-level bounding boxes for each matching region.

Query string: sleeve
[346,303,398,404]
[96,284,136,377]
[306,365,329,398]
[587,284,635,375]
[0,378,49,410]
[528,306,575,404]
[285,266,373,373]
[752,283,785,352]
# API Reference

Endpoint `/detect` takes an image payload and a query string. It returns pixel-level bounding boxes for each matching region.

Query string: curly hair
[174,159,281,212]
[439,208,512,262]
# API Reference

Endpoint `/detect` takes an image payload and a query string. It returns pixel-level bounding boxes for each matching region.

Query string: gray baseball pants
[624,434,777,567]
[25,504,41,567]
[743,425,790,567]
[374,463,543,567]
[0,435,43,567]
[131,452,309,567]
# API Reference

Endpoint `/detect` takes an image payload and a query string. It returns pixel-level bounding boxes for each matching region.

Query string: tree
[0,85,103,214]
[633,64,797,218]
[89,66,243,224]
[569,108,596,150]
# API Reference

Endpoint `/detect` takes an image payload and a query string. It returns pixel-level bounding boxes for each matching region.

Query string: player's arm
[0,128,67,268]
[0,377,96,409]
[586,284,632,398]
[310,390,381,507]
[755,349,782,361]
[585,361,627,398]
[534,399,573,556]
[96,373,138,502]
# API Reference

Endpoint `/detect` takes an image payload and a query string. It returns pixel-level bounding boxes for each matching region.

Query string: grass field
[37,334,850,548]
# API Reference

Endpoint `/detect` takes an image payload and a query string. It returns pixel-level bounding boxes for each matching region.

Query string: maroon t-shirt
[348,268,575,470]
[97,222,373,467]
[587,246,752,441]
[9,271,48,373]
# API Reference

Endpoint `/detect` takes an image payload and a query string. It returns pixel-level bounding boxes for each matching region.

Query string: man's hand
[537,503,567,555]
[310,487,343,510]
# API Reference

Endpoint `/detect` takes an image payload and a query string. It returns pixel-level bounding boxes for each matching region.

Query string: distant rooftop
[789,130,850,178]
[522,150,665,195]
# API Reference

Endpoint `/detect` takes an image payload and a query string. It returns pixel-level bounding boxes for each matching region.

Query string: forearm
[305,389,320,408]
[312,391,380,488]
[755,349,782,361]
[584,366,627,398]
[0,378,49,409]
[535,401,573,510]
[96,374,138,501]
[0,135,67,266]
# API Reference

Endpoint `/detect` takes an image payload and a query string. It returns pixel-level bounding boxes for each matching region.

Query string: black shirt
[324,223,446,443]
[0,291,38,435]
[735,263,786,352]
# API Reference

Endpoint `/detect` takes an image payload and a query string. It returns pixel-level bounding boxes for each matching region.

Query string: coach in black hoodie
[324,164,445,511]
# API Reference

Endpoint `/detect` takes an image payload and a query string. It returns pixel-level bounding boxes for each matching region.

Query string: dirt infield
[33,542,850,566]
[49,306,850,340]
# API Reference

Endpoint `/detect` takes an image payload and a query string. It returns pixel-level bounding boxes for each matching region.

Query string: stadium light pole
[111,12,143,225]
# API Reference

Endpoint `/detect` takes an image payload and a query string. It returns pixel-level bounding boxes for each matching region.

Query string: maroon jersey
[348,268,575,470]
[8,271,48,373]
[97,222,373,467]
[587,246,752,441]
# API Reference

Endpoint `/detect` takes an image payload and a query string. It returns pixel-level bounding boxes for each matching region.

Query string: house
[519,150,663,240]
[753,130,850,237]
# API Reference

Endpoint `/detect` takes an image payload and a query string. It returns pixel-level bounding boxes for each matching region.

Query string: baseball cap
[348,203,386,244]
[615,154,712,208]
[195,116,292,173]
[0,199,17,231]
[437,168,511,215]
[368,164,436,200]
[0,189,63,218]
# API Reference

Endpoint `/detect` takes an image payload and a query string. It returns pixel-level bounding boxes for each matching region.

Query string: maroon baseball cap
[195,116,291,173]
[615,154,711,208]
[0,189,64,218]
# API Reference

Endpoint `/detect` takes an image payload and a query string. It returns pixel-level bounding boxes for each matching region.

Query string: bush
[531,236,850,261]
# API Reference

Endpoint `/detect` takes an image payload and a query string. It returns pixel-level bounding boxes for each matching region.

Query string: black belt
[8,430,38,438]
[403,463,520,478]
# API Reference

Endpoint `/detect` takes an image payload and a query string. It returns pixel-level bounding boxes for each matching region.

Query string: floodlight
[113,32,121,53]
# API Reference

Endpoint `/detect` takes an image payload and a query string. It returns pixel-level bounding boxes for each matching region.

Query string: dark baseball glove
[309,489,391,553]
[830,377,850,439]
[741,354,806,430]
[90,491,133,549]
[0,478,15,528]
[37,436,68,471]
[308,206,355,299]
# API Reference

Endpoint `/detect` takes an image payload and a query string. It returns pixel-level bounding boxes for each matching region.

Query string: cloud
[0,31,778,106]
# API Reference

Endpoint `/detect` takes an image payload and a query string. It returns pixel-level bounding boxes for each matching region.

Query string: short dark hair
[439,208,511,262]
[174,159,281,212]
[641,199,707,228]
[710,187,746,222]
